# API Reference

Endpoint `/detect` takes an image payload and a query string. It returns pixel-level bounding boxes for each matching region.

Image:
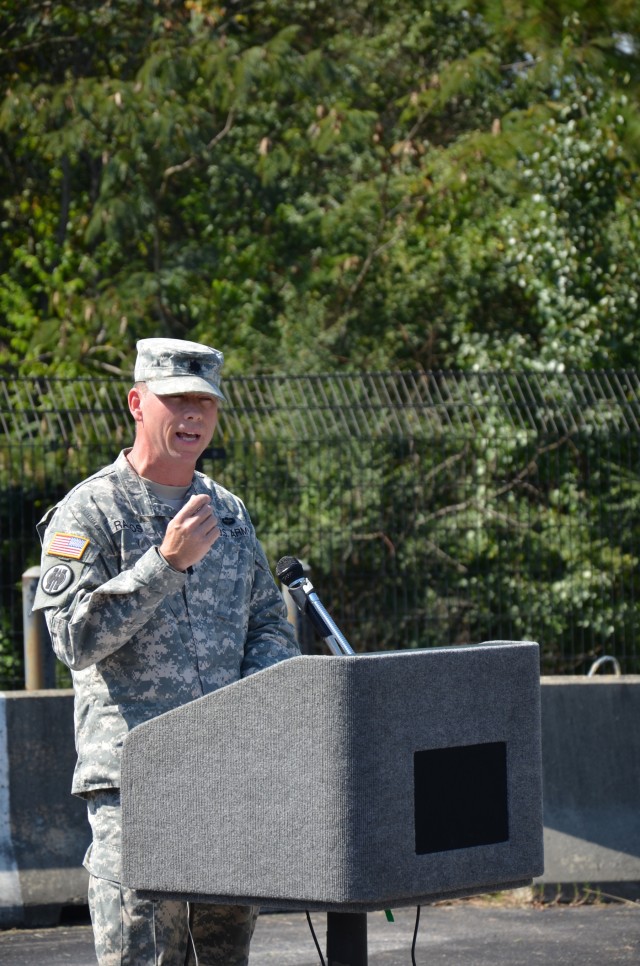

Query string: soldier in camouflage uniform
[33,338,300,965]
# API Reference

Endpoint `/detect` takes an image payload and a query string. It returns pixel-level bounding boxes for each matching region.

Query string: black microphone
[276,556,355,656]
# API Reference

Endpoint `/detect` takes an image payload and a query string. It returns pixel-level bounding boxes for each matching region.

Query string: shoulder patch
[47,532,90,560]
[40,563,75,595]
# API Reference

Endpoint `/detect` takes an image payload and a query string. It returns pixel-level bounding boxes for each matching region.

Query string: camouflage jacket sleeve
[33,497,187,671]
[240,537,299,677]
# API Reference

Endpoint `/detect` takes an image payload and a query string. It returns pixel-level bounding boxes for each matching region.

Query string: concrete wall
[0,691,89,928]
[1,676,639,927]
[537,675,640,895]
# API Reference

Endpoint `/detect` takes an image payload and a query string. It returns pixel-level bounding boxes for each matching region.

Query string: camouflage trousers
[85,790,259,966]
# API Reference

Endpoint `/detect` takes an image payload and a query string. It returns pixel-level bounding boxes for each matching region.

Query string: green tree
[2,2,640,684]
[2,1,640,376]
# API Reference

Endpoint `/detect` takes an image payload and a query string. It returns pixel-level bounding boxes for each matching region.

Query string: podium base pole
[326,911,368,965]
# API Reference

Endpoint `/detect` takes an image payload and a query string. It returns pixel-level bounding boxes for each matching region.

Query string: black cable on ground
[305,910,326,966]
[411,905,421,965]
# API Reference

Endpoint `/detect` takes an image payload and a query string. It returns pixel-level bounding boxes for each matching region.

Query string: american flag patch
[47,532,90,560]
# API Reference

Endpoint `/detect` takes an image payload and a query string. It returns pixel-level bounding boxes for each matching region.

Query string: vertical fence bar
[21,567,55,690]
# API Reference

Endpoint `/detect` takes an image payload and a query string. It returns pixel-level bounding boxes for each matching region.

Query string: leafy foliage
[1,1,639,376]
[2,3,640,684]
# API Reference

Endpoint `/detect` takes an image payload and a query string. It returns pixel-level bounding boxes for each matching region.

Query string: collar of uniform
[115,450,202,517]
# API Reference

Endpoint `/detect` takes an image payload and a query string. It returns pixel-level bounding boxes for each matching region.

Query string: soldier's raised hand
[159,494,220,571]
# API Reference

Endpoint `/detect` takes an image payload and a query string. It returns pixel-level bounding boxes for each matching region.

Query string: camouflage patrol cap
[134,338,225,401]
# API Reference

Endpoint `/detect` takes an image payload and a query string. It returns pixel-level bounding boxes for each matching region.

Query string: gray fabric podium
[120,642,543,911]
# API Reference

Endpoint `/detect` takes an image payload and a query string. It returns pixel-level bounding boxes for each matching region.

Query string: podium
[121,642,543,922]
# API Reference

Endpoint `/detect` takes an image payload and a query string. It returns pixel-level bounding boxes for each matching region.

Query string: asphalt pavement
[1,901,639,966]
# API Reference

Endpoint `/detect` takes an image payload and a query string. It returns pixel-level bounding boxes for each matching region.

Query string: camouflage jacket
[33,450,299,795]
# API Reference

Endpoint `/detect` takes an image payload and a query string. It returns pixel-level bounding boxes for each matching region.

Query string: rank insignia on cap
[47,532,90,560]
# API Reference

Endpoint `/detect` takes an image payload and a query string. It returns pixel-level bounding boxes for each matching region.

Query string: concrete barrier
[536,675,640,897]
[0,690,89,927]
[1,676,639,927]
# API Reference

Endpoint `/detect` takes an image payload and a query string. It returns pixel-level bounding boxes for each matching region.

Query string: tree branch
[160,108,235,193]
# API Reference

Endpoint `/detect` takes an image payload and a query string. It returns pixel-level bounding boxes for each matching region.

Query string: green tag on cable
[385,909,394,922]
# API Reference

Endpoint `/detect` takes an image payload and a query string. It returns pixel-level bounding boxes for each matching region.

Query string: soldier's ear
[128,387,144,423]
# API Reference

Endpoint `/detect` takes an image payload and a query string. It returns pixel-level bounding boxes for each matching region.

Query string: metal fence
[2,369,640,687]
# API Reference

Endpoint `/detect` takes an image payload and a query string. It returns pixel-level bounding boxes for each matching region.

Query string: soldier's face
[132,389,219,464]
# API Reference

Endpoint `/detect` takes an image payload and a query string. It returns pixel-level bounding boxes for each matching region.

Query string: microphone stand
[277,557,367,965]
[283,575,355,656]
